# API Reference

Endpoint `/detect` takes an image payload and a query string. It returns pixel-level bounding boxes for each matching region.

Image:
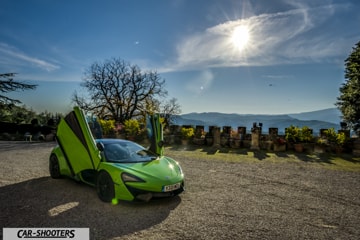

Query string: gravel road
[1,141,360,240]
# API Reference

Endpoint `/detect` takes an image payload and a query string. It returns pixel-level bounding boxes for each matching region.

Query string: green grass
[166,145,360,172]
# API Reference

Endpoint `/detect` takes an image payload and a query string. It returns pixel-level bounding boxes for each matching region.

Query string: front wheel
[96,171,115,202]
[49,154,61,179]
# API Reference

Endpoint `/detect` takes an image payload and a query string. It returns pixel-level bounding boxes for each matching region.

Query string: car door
[56,106,101,176]
[146,113,164,156]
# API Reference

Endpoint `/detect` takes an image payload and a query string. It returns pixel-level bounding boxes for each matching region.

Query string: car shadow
[0,177,181,239]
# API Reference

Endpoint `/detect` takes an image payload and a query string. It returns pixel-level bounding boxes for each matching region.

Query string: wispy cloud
[168,2,352,72]
[262,74,294,80]
[0,43,60,72]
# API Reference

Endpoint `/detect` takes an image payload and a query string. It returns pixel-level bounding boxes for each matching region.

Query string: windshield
[102,141,158,163]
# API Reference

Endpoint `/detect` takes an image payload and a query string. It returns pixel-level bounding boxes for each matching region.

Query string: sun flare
[231,25,250,50]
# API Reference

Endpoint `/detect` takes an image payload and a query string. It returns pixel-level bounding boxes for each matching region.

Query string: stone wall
[166,125,357,155]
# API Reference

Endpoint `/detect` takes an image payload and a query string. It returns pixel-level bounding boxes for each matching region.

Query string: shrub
[301,126,313,142]
[124,119,140,137]
[324,128,349,147]
[285,125,302,143]
[98,119,115,136]
[336,132,347,147]
[317,138,328,146]
[324,128,337,143]
[285,125,314,143]
[181,127,194,139]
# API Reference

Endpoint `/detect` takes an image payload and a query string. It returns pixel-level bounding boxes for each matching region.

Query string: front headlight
[121,172,145,182]
[176,162,184,176]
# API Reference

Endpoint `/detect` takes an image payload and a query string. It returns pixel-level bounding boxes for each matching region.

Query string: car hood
[114,156,183,180]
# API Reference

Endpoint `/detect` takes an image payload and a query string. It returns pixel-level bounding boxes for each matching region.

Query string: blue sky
[1,0,359,115]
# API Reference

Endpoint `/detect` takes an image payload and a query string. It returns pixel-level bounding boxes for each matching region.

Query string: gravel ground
[1,141,360,240]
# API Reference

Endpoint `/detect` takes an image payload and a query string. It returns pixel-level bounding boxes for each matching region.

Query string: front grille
[125,182,184,201]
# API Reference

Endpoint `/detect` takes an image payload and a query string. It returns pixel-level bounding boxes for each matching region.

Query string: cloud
[170,2,350,71]
[262,74,293,80]
[0,42,60,72]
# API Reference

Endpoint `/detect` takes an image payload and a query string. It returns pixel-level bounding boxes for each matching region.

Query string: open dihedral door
[146,113,164,156]
[56,107,101,176]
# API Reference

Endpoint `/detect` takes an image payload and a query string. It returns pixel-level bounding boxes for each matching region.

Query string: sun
[231,25,250,50]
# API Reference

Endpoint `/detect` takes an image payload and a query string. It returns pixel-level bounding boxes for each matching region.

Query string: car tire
[96,171,115,202]
[49,154,61,179]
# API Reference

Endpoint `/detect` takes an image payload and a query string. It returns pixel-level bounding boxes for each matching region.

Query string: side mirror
[158,140,164,148]
[96,142,104,152]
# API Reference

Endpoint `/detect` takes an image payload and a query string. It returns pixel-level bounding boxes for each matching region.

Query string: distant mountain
[288,108,342,124]
[171,108,341,134]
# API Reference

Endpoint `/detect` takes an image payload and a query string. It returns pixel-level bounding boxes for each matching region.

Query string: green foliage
[336,41,360,131]
[181,127,194,139]
[317,138,327,146]
[285,125,313,143]
[301,126,313,142]
[0,73,37,105]
[324,128,338,143]
[336,132,347,147]
[324,128,348,146]
[285,125,302,143]
[98,119,115,135]
[124,119,140,136]
[0,104,59,125]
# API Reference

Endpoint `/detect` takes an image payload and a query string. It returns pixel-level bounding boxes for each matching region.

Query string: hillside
[172,108,341,134]
[288,108,342,124]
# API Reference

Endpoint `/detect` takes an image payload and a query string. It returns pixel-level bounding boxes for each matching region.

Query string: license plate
[163,182,181,192]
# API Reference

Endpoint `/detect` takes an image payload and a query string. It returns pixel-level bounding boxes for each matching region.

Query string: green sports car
[49,107,185,202]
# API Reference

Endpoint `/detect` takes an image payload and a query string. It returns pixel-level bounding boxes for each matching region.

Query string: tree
[0,73,37,123]
[336,41,360,132]
[72,58,168,123]
[161,97,182,127]
[0,103,39,123]
[0,73,37,105]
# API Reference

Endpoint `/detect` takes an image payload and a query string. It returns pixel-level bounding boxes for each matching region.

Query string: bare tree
[0,73,37,105]
[161,98,182,127]
[73,58,168,123]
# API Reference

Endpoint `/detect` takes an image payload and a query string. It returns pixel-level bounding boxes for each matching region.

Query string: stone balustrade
[165,125,357,155]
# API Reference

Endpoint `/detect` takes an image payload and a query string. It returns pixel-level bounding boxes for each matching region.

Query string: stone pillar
[251,126,261,150]
[221,126,231,147]
[194,125,205,145]
[353,137,360,157]
[205,126,215,145]
[269,127,278,139]
[212,127,221,148]
[238,127,246,140]
[195,125,204,137]
[170,125,182,144]
[222,126,231,135]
